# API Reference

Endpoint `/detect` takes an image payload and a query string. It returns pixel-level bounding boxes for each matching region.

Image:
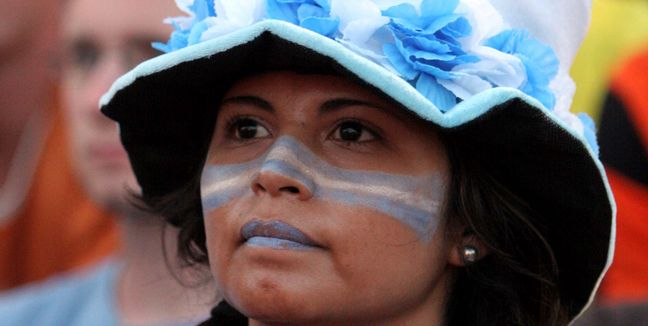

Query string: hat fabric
[100,0,614,322]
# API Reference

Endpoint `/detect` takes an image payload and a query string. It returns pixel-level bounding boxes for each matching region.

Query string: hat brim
[100,20,614,321]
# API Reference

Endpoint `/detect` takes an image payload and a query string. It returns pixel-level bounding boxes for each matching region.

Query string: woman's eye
[332,121,376,142]
[231,118,270,140]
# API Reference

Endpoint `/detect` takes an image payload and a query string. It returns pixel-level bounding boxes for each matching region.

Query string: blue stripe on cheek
[202,186,247,212]
[200,136,447,241]
[201,162,256,212]
[318,182,443,241]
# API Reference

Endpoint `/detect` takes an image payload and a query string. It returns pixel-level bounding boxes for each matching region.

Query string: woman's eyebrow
[220,95,274,113]
[319,98,386,115]
[319,98,410,123]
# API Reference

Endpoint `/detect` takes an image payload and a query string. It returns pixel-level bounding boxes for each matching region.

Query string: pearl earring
[462,245,479,265]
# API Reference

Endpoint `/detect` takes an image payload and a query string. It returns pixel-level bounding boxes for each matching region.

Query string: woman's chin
[226,278,317,323]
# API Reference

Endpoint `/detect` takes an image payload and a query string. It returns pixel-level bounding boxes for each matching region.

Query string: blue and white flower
[484,29,559,110]
[153,0,216,52]
[437,0,524,100]
[155,0,559,113]
[152,0,595,147]
[382,0,478,111]
[330,0,390,64]
[199,0,267,41]
[266,0,339,37]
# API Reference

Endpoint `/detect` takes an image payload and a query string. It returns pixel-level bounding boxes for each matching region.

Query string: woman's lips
[241,220,319,250]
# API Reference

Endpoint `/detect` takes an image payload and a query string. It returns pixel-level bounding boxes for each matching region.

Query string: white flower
[200,0,267,41]
[175,0,196,14]
[440,0,526,100]
[551,71,584,134]
[443,46,525,100]
[332,0,388,46]
[329,0,393,68]
[457,0,505,48]
[164,0,198,31]
[374,0,422,10]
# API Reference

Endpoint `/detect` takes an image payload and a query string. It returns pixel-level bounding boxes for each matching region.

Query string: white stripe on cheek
[200,136,447,241]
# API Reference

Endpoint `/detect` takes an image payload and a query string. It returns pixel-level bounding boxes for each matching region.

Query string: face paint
[201,136,446,240]
[241,220,318,250]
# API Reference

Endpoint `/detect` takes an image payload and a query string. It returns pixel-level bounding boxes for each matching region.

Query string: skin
[0,0,57,51]
[61,0,214,324]
[61,0,176,212]
[203,71,462,325]
[0,0,59,193]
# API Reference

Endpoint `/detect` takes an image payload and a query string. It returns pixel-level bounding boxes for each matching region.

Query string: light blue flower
[153,0,216,53]
[578,113,599,155]
[382,0,477,112]
[484,29,559,110]
[189,0,217,20]
[266,0,339,38]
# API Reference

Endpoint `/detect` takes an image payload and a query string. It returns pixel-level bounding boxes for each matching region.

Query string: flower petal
[384,43,419,80]
[578,113,599,154]
[267,0,299,24]
[457,46,525,88]
[412,60,453,79]
[331,0,388,44]
[152,29,189,53]
[416,73,457,112]
[382,3,420,22]
[216,0,266,25]
[300,16,340,36]
[420,0,459,18]
[187,20,210,45]
[485,29,559,109]
[297,3,328,21]
[438,71,492,100]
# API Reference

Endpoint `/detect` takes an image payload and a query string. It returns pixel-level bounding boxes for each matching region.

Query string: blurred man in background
[0,0,216,324]
[0,0,118,289]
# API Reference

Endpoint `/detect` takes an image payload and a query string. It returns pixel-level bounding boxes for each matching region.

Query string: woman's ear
[448,228,490,267]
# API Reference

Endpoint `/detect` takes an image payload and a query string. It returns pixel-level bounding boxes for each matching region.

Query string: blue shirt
[0,259,203,326]
[0,259,121,325]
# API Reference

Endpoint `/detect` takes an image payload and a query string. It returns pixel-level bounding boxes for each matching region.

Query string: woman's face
[202,71,453,324]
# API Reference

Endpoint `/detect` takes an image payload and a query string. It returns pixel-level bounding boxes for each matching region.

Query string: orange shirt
[598,49,648,303]
[600,168,648,302]
[0,101,119,290]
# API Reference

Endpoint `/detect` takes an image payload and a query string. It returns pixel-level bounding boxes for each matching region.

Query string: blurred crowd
[0,0,646,325]
[0,0,214,325]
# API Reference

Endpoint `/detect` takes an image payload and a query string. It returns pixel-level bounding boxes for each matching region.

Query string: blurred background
[0,0,646,324]
[0,0,213,325]
[570,0,648,307]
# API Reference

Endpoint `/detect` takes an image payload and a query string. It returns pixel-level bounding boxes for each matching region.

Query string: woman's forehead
[224,71,379,98]
[221,71,425,123]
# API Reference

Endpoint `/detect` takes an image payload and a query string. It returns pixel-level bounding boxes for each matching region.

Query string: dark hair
[140,130,568,325]
[442,133,567,325]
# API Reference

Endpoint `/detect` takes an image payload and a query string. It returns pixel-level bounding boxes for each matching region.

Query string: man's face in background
[61,0,178,213]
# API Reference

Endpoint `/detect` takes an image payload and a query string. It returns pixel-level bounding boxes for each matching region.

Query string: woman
[101,0,614,325]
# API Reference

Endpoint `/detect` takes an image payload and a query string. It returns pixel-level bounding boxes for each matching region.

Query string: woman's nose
[251,161,315,201]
